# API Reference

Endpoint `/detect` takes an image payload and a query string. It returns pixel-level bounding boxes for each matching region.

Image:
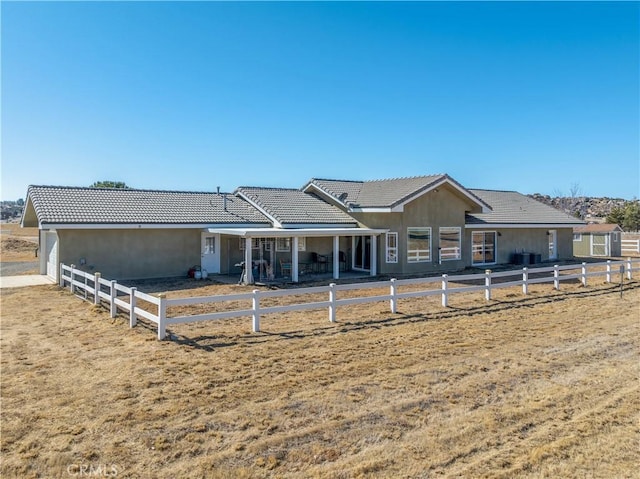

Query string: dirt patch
[0,236,39,275]
[1,279,638,478]
[1,236,37,254]
[1,225,39,266]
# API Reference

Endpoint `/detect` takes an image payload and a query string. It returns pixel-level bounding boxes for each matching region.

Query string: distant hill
[528,194,636,222]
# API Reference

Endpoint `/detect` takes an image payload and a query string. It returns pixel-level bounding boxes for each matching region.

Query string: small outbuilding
[573,223,623,257]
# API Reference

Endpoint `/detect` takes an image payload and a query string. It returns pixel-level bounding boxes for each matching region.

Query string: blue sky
[2,1,638,201]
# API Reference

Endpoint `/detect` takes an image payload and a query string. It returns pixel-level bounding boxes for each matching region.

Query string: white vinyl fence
[621,239,640,254]
[60,259,640,341]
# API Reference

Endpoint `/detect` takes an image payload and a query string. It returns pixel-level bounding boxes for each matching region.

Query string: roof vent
[338,192,348,202]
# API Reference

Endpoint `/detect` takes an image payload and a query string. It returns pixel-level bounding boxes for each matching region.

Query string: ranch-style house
[21,174,584,284]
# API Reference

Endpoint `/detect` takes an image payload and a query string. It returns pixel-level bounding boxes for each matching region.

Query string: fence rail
[60,258,640,340]
[622,239,640,254]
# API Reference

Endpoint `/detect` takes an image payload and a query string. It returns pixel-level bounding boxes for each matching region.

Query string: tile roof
[466,189,585,226]
[307,175,447,208]
[573,223,622,233]
[25,185,271,225]
[235,187,358,226]
[306,174,491,211]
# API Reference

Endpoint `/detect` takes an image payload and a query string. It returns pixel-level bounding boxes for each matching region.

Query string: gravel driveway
[0,261,39,276]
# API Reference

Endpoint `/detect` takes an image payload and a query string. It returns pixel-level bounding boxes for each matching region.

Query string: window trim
[407,227,431,263]
[573,233,582,242]
[239,238,260,250]
[472,231,497,266]
[439,227,461,262]
[386,232,398,263]
[276,237,291,252]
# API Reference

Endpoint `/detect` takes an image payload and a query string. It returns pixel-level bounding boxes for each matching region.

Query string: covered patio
[206,227,387,285]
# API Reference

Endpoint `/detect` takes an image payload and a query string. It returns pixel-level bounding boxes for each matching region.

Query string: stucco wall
[57,228,201,280]
[464,227,575,266]
[352,185,472,275]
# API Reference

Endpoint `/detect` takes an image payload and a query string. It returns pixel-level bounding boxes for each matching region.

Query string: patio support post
[370,235,377,276]
[333,235,340,280]
[244,237,253,284]
[292,237,299,283]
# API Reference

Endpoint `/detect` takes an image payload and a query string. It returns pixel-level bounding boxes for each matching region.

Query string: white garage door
[45,231,58,280]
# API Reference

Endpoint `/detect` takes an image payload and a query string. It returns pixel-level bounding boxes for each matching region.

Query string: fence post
[130,287,137,328]
[554,265,560,290]
[485,270,492,301]
[84,274,88,300]
[157,293,167,340]
[59,263,65,288]
[627,257,633,280]
[70,264,76,294]
[606,260,612,283]
[110,280,117,318]
[252,289,261,332]
[522,267,528,295]
[94,273,101,305]
[441,274,448,307]
[389,278,397,314]
[329,283,337,322]
[581,262,587,287]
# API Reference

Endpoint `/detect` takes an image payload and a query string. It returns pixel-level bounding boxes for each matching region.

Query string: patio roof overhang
[205,227,388,238]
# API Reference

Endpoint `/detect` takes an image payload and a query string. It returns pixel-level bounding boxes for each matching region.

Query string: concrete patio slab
[0,275,55,289]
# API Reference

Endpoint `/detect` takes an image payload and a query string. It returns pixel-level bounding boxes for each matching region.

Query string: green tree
[606,206,625,226]
[16,198,24,206]
[90,181,130,189]
[622,201,640,232]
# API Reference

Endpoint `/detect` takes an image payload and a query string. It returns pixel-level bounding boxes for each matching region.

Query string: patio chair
[280,258,292,278]
[311,252,329,273]
[339,251,347,272]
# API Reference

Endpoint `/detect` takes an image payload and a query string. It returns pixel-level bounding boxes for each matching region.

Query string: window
[297,237,306,251]
[439,227,461,261]
[573,233,582,241]
[239,238,260,250]
[386,232,398,263]
[613,232,619,242]
[204,237,216,254]
[276,237,291,252]
[407,227,431,262]
[472,231,496,265]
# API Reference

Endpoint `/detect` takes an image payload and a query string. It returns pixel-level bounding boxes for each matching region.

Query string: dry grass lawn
[1,268,639,478]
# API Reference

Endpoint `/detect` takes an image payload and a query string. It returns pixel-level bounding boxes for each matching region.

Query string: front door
[548,230,558,260]
[201,233,220,274]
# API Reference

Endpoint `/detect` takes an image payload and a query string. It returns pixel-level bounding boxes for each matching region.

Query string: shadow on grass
[166,281,639,350]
